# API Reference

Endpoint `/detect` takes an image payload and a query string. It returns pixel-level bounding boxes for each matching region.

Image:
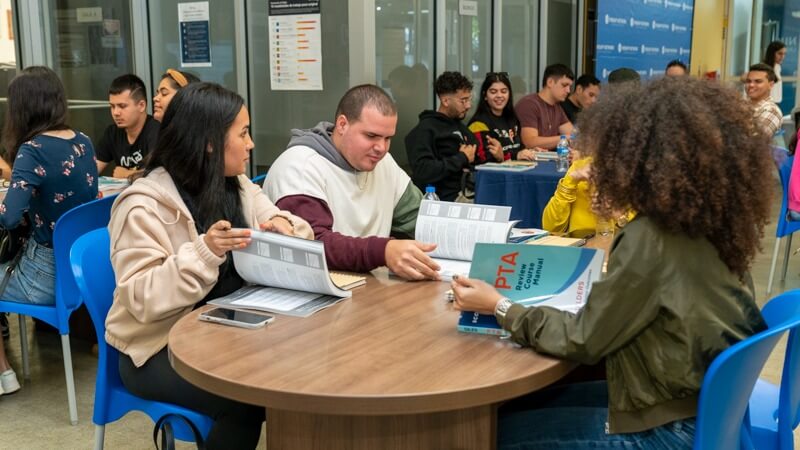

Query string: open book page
[436,259,472,281]
[210,285,345,318]
[99,176,130,192]
[231,230,350,298]
[509,228,549,243]
[415,200,515,262]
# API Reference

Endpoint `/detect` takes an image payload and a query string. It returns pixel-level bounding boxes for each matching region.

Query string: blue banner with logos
[596,0,694,81]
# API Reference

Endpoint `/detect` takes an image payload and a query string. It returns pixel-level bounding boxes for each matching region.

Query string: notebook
[329,272,367,290]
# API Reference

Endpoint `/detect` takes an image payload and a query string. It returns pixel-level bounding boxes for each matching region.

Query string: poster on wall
[268,0,323,91]
[179,1,212,68]
[595,0,694,82]
[101,19,123,49]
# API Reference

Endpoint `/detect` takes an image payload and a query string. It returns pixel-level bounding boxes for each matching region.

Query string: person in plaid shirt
[746,63,783,137]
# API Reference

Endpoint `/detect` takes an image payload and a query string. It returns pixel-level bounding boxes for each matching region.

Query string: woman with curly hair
[451,77,771,449]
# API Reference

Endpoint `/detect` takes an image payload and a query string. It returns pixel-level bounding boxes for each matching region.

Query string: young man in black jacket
[405,71,478,202]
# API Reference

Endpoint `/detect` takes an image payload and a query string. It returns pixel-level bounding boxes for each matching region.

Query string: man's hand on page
[385,240,441,281]
[204,220,252,257]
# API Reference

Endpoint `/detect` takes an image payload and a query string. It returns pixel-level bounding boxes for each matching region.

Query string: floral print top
[0,131,99,247]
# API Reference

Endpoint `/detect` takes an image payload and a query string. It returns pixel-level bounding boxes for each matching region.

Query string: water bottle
[423,185,440,201]
[556,135,569,173]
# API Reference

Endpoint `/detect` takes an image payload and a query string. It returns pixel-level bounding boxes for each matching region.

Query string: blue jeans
[498,381,695,449]
[0,240,56,305]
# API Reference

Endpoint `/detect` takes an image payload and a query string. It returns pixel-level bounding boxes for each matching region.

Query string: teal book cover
[457,243,604,336]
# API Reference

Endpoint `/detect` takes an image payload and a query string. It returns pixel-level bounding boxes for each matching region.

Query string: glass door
[0,0,18,144]
[750,0,798,115]
[247,1,350,171]
[148,0,245,93]
[376,0,435,168]
[499,0,540,97]
[41,0,136,151]
[440,0,492,118]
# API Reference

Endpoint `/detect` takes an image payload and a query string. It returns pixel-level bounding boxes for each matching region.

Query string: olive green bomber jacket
[501,216,766,434]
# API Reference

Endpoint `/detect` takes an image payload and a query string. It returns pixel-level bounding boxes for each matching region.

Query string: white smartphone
[198,307,274,329]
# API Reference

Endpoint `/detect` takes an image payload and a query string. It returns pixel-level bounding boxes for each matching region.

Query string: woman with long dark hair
[451,77,770,448]
[764,40,787,105]
[0,66,99,394]
[152,68,200,122]
[467,72,528,162]
[105,83,312,449]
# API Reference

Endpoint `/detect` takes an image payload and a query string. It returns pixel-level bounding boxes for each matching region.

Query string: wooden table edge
[169,344,578,415]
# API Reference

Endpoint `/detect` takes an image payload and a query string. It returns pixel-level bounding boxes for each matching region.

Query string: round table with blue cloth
[474,161,562,228]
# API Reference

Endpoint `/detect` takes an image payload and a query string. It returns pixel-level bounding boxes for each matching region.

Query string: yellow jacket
[542,157,595,235]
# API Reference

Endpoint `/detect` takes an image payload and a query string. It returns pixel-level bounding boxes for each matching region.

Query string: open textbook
[209,231,351,317]
[457,243,604,336]
[415,200,519,280]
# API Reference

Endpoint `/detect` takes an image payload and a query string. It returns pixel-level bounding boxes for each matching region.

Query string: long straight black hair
[469,72,519,126]
[2,66,70,163]
[764,41,786,67]
[145,82,246,231]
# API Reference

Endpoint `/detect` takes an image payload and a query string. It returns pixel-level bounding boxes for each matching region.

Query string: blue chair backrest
[52,194,117,333]
[760,289,800,449]
[70,227,121,421]
[694,291,800,450]
[72,228,213,441]
[70,228,114,364]
[774,155,800,239]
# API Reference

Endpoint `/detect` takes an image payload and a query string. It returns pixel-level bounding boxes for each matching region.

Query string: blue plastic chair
[71,228,212,450]
[250,173,267,186]
[694,291,800,450]
[767,154,800,297]
[0,194,117,425]
[748,290,800,450]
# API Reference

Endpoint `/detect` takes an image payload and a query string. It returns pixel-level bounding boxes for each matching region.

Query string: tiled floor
[0,187,798,449]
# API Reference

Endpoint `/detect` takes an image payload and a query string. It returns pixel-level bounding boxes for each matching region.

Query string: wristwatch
[494,297,513,326]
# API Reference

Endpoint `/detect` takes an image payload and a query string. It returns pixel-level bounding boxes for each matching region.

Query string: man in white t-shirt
[264,85,440,280]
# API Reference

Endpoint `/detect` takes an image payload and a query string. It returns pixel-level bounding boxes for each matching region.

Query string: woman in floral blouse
[0,66,98,394]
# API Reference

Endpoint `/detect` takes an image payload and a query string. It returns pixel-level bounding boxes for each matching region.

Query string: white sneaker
[0,369,20,394]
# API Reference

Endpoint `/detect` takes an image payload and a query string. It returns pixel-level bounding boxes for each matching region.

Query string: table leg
[266,404,496,450]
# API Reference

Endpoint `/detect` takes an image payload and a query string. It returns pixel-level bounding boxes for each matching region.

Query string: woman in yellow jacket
[542,156,595,235]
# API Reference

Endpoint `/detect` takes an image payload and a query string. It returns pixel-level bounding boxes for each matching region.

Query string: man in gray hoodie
[264,84,441,281]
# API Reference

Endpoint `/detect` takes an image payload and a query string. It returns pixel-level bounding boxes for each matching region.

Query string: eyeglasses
[449,94,472,105]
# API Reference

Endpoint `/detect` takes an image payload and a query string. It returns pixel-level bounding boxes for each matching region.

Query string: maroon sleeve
[275,194,390,272]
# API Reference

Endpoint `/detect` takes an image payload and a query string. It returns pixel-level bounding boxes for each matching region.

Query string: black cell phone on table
[198,307,274,329]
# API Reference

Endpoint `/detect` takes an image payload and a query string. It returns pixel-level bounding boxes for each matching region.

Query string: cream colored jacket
[105,168,313,367]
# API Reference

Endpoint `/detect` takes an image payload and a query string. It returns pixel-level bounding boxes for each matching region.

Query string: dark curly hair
[434,71,473,97]
[579,77,773,279]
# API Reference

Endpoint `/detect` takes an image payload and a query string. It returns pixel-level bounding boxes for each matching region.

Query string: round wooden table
[168,270,576,449]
